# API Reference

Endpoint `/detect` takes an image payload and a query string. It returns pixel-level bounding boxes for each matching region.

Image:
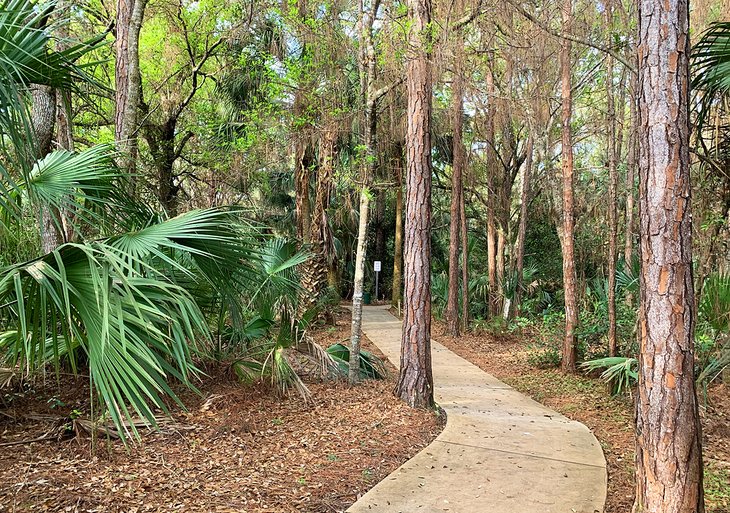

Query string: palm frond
[0,210,262,442]
[692,22,730,130]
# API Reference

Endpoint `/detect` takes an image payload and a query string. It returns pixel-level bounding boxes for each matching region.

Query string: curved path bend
[348,305,607,513]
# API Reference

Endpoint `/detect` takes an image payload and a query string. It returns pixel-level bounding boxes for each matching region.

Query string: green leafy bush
[325,343,386,380]
[581,357,638,396]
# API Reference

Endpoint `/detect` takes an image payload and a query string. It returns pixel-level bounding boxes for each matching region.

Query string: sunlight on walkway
[348,305,607,513]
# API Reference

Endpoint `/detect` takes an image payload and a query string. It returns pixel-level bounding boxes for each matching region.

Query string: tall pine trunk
[633,0,704,509]
[559,0,578,372]
[395,0,434,409]
[115,0,147,180]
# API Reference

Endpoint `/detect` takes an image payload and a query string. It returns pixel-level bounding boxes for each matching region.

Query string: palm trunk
[294,143,314,243]
[395,0,434,409]
[293,0,313,244]
[634,0,704,507]
[301,125,337,313]
[559,0,578,372]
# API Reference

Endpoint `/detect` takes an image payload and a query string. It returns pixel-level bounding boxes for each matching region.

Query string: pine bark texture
[633,0,704,509]
[395,0,434,409]
[559,0,578,372]
[115,0,147,176]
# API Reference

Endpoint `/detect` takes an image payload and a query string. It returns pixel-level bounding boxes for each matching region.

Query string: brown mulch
[0,314,443,513]
[433,321,730,513]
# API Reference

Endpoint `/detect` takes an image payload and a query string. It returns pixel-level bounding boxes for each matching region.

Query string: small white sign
[374,261,382,272]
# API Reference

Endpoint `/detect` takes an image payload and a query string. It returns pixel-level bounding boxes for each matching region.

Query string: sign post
[374,261,381,301]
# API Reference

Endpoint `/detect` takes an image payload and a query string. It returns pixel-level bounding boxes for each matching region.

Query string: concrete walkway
[348,305,607,513]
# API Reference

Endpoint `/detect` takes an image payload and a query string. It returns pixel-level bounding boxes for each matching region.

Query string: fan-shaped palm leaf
[692,22,730,130]
[0,210,259,441]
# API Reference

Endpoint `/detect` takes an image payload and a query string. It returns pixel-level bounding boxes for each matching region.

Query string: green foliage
[691,22,730,131]
[581,357,638,396]
[525,312,566,369]
[700,272,730,333]
[0,210,257,440]
[325,343,386,380]
[430,272,448,319]
[705,461,730,511]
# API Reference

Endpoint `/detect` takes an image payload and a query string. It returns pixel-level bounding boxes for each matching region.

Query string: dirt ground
[0,313,443,513]
[433,321,730,513]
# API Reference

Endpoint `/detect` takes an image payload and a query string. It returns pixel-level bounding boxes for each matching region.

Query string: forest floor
[0,310,443,513]
[433,320,730,513]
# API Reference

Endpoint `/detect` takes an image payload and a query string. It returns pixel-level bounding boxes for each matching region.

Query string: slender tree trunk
[349,188,370,380]
[374,189,386,296]
[55,0,74,153]
[625,68,638,271]
[497,228,506,317]
[606,1,618,357]
[445,60,465,337]
[559,0,578,372]
[392,151,404,308]
[115,0,147,179]
[513,131,533,319]
[31,85,64,254]
[54,1,76,243]
[633,0,704,509]
[485,69,498,317]
[349,0,380,384]
[460,174,469,331]
[395,0,434,409]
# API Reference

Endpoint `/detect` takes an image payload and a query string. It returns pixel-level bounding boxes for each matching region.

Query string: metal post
[375,270,379,301]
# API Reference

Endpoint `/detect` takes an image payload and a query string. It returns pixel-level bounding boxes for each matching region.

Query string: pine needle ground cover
[0,312,443,512]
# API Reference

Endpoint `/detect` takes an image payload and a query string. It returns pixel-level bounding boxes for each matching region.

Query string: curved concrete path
[348,305,607,513]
